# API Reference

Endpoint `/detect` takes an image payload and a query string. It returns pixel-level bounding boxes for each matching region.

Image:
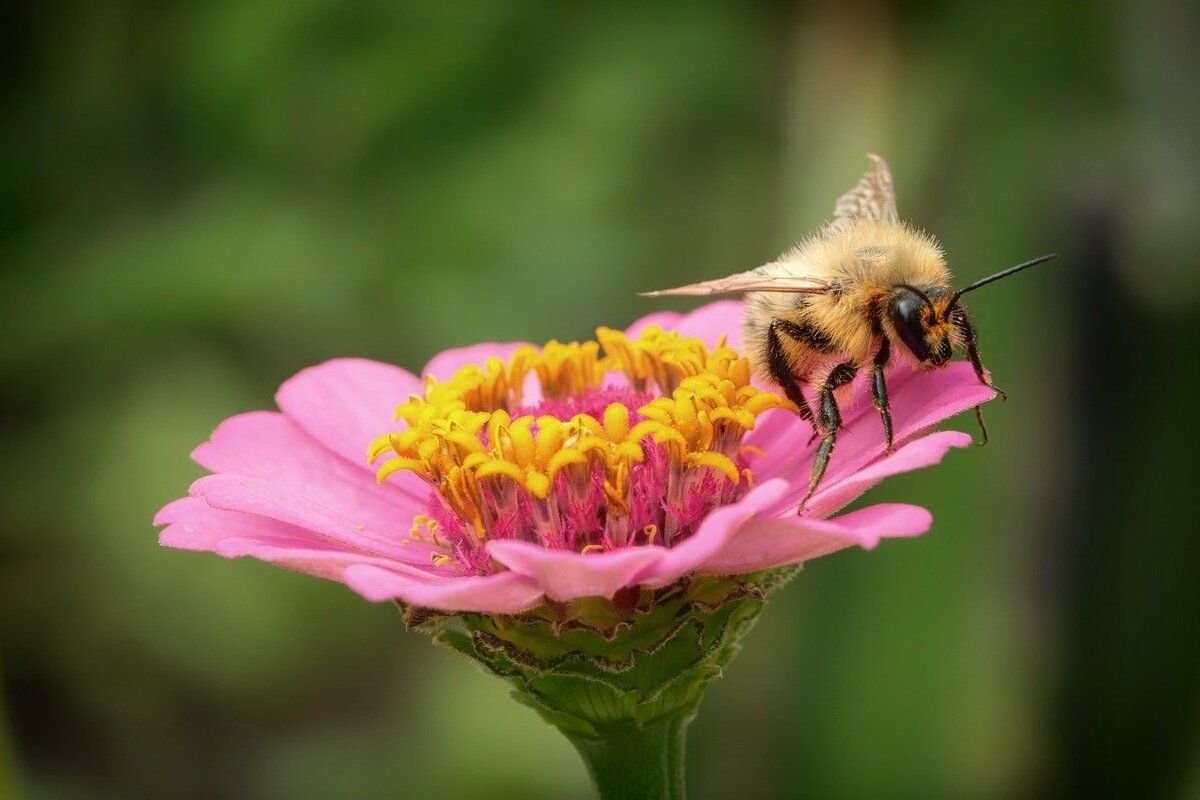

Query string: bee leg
[766,320,817,430]
[952,309,1001,445]
[800,360,859,512]
[870,338,894,452]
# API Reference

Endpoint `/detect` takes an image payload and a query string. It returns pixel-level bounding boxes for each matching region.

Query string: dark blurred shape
[1049,205,1200,800]
[1,2,1196,799]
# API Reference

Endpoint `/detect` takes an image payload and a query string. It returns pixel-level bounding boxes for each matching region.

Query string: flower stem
[564,710,693,800]
[429,579,781,799]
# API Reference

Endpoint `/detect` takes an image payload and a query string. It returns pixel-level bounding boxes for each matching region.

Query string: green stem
[564,711,693,800]
[432,579,776,798]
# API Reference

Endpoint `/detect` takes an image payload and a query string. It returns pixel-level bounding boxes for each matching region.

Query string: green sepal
[414,573,781,730]
[402,569,796,798]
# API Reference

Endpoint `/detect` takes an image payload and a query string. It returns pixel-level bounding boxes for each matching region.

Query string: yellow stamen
[408,514,431,541]
[377,456,430,484]
[546,448,588,482]
[370,325,790,535]
[686,452,741,484]
[603,403,630,441]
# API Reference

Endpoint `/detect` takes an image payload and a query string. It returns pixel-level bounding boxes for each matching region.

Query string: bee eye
[890,289,933,362]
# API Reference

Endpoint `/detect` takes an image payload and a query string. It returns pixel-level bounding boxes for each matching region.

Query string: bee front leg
[801,360,859,512]
[952,309,1001,446]
[766,320,817,430]
[871,338,893,453]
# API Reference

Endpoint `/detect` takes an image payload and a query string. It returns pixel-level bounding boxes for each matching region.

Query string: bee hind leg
[800,360,859,513]
[766,320,818,428]
[952,308,1002,446]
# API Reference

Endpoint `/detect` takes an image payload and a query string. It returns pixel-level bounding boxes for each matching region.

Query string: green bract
[404,568,799,800]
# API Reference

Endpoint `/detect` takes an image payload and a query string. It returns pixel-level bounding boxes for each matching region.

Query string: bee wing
[827,153,900,232]
[640,262,833,297]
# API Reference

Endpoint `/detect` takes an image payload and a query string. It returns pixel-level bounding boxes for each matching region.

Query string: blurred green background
[2,2,1197,798]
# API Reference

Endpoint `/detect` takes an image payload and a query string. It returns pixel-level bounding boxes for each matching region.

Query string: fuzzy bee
[644,154,1056,509]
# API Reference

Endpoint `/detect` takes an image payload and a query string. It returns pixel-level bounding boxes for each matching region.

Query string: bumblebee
[644,154,1056,508]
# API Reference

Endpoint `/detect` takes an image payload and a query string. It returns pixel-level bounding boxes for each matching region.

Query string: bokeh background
[2,2,1197,799]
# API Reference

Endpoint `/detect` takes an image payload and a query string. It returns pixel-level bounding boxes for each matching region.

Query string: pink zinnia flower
[155,300,994,613]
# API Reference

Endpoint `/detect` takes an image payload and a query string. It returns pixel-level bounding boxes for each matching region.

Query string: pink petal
[624,310,684,339]
[158,496,439,581]
[193,410,427,509]
[157,496,305,550]
[275,358,422,472]
[190,415,427,557]
[342,564,543,613]
[188,474,428,563]
[698,502,932,575]
[804,431,972,518]
[213,540,437,582]
[741,405,810,465]
[157,497,535,611]
[485,540,668,602]
[422,342,532,381]
[635,478,795,589]
[673,300,746,350]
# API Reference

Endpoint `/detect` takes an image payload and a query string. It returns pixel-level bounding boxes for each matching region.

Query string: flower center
[369,326,792,574]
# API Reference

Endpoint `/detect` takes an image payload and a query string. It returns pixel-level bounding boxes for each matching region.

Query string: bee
[643,154,1057,509]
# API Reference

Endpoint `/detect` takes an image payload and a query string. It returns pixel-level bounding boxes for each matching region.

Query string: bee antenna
[947,253,1059,310]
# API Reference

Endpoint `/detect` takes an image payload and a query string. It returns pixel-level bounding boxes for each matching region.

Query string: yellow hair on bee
[743,218,950,383]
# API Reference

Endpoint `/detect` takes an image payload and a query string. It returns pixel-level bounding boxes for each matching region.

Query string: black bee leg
[952,309,1000,446]
[871,338,893,453]
[766,320,816,430]
[801,360,859,512]
[952,309,1005,396]
[768,317,843,442]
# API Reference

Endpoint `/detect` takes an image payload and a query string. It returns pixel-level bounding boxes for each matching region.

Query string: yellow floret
[370,326,794,531]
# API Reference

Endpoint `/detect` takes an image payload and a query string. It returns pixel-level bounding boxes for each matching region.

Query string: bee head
[888,254,1060,367]
[888,285,954,366]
